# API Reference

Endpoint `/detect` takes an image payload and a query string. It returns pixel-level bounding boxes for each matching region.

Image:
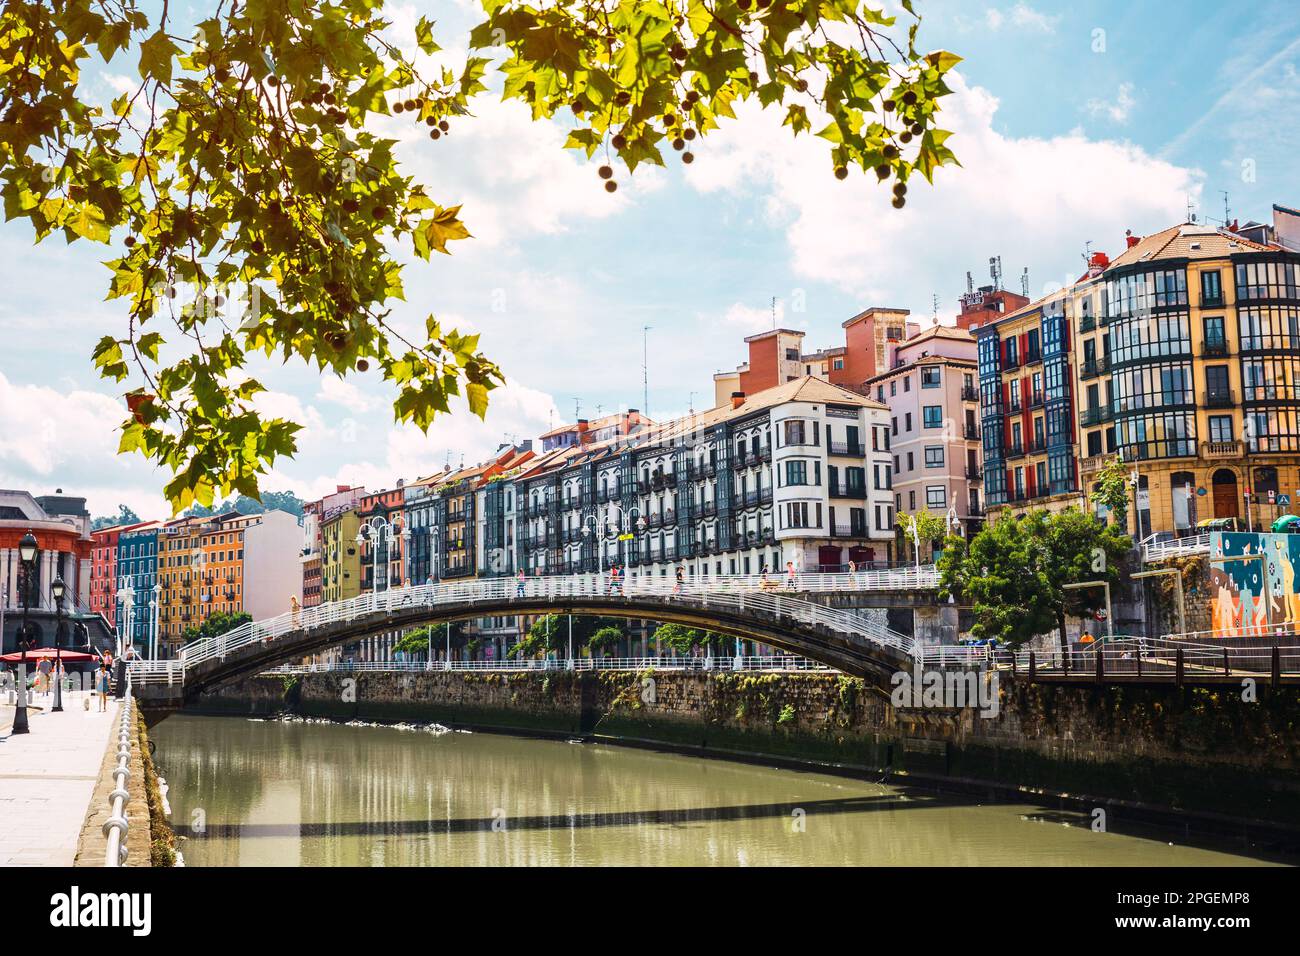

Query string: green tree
[91,503,142,530]
[510,613,560,659]
[180,609,251,644]
[1,0,961,512]
[1089,456,1131,528]
[938,509,1131,651]
[653,621,725,655]
[391,624,434,657]
[896,509,948,562]
[587,624,624,657]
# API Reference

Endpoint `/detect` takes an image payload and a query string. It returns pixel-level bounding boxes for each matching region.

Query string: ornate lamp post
[51,576,66,712]
[12,531,38,734]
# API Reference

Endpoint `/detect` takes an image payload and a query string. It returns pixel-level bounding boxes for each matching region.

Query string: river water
[151,714,1280,867]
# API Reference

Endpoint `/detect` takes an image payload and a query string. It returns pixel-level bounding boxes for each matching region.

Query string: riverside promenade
[0,687,122,866]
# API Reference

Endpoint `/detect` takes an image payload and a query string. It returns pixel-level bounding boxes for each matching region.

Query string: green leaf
[138,30,179,84]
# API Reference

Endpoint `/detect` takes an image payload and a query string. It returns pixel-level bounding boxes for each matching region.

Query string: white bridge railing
[266,655,836,675]
[1141,532,1212,563]
[128,570,934,686]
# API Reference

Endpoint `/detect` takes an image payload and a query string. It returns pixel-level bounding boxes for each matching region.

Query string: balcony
[960,385,979,402]
[1201,440,1244,459]
[1202,339,1229,358]
[1078,315,1096,333]
[830,522,869,539]
[1203,389,1236,409]
[1025,349,1043,366]
[1004,443,1025,460]
[829,483,867,499]
[966,466,982,481]
[828,441,865,457]
[964,424,980,440]
[1029,391,1044,409]
[1080,356,1110,379]
[1080,404,1113,427]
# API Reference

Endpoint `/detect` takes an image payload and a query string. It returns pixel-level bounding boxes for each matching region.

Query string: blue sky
[2,0,1299,518]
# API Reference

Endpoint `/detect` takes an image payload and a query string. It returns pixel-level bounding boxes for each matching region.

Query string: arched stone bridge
[129,569,938,709]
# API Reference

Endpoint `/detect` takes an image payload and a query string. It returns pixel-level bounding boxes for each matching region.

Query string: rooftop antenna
[595,403,604,417]
[642,325,652,420]
[931,293,939,325]
[1020,267,1029,297]
[966,271,974,294]
[771,295,778,329]
[688,390,697,413]
[573,397,581,421]
[1186,194,1197,224]
[1221,189,1231,226]
[988,256,1003,290]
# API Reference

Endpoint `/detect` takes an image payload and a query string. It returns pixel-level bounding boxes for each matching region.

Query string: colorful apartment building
[320,505,362,605]
[302,485,366,607]
[865,324,984,540]
[117,523,161,652]
[1074,214,1300,537]
[157,509,302,654]
[356,487,406,591]
[977,205,1300,538]
[90,522,149,628]
[0,490,105,653]
[517,376,896,583]
[712,310,921,407]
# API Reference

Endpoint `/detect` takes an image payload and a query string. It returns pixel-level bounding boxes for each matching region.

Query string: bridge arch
[130,573,928,706]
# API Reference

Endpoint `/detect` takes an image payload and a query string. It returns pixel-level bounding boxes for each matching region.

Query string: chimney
[1125,229,1139,249]
[730,391,746,409]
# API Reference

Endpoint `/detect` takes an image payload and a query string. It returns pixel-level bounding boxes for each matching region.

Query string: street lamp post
[580,513,605,576]
[117,577,135,659]
[51,576,65,712]
[12,531,38,734]
[356,515,406,593]
[1064,579,1114,641]
[150,583,161,660]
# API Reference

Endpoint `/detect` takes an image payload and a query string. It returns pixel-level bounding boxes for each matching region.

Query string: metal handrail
[103,681,133,867]
[128,570,938,685]
[265,655,836,674]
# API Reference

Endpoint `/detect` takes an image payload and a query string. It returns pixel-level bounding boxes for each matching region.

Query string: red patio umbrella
[0,647,100,663]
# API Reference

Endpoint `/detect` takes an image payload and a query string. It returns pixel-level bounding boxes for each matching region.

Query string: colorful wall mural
[1210,532,1300,636]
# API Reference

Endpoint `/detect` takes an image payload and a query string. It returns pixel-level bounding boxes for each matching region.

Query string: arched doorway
[1212,468,1239,520]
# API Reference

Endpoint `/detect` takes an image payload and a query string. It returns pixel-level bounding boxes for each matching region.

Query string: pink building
[865,324,984,544]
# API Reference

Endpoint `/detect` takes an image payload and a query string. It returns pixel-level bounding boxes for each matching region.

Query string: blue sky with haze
[2,0,1298,518]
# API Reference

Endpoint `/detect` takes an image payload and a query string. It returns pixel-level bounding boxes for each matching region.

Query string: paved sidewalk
[0,690,121,866]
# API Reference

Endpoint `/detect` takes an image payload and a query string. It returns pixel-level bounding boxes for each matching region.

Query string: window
[833,358,844,370]
[891,417,898,436]
[903,377,911,392]
[924,446,944,468]
[926,486,947,509]
[785,347,800,361]
[905,412,913,431]
[890,381,897,397]
[1201,269,1223,305]
[906,451,914,471]
[908,490,916,510]
[781,419,808,445]
[921,367,941,388]
[923,406,943,428]
[783,460,808,486]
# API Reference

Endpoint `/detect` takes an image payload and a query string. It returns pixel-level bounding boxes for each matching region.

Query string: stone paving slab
[0,690,121,867]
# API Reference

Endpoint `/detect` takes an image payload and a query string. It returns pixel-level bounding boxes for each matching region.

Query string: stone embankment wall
[197,669,1300,828]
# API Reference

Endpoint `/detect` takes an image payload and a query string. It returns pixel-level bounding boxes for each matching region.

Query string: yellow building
[157,513,245,651]
[320,506,362,604]
[1073,223,1300,537]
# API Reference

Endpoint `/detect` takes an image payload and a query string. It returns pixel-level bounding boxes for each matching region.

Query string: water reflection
[152,715,1281,867]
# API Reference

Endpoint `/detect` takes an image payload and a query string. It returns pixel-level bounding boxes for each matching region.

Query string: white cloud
[683,73,1201,304]
[0,372,167,518]
[1086,83,1137,123]
[316,376,382,412]
[983,4,1058,32]
[270,378,560,499]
